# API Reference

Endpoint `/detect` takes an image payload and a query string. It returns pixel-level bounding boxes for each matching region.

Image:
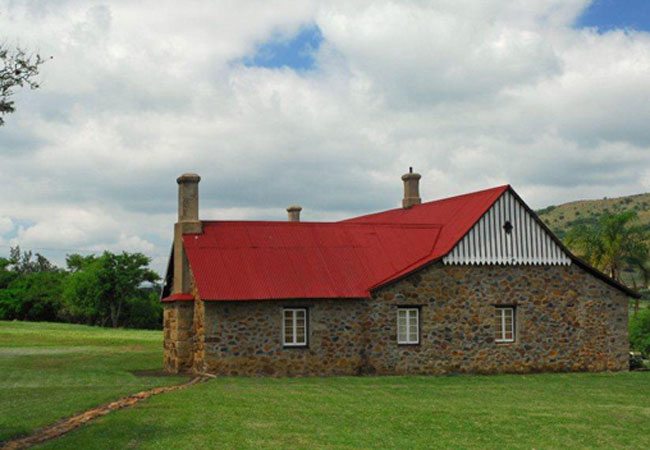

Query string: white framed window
[283,308,307,346]
[495,307,515,343]
[397,308,419,344]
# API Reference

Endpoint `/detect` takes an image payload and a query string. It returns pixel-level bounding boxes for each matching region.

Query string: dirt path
[1,376,210,449]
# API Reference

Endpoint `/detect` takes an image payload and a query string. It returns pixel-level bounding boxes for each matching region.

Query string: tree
[627,242,650,317]
[630,309,650,356]
[65,253,98,272]
[0,46,45,125]
[9,246,59,274]
[0,271,67,321]
[63,252,160,328]
[61,257,103,325]
[566,211,645,281]
[0,257,17,289]
[0,250,66,321]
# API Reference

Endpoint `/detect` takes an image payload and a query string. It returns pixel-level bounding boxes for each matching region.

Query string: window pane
[409,310,418,342]
[284,310,294,344]
[397,309,406,342]
[296,309,305,320]
[505,309,513,335]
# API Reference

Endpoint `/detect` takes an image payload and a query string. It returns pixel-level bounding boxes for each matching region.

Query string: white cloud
[0,217,13,235]
[0,0,649,273]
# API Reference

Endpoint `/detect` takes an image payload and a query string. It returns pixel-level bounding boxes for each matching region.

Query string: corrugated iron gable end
[443,190,571,266]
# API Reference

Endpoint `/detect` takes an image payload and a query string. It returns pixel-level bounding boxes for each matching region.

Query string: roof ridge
[342,184,510,223]
[200,220,443,228]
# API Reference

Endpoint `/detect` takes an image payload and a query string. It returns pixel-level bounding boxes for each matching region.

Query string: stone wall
[367,263,629,375]
[163,301,194,373]
[165,262,629,376]
[201,299,369,376]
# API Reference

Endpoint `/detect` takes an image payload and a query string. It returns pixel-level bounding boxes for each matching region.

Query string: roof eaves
[367,226,443,291]
[369,257,443,295]
[199,294,371,302]
[161,293,194,302]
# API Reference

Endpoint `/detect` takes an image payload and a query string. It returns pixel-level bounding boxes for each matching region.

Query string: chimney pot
[287,205,302,222]
[401,169,422,209]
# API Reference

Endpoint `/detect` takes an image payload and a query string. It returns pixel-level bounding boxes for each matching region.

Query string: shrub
[121,291,163,329]
[0,271,67,322]
[630,309,650,356]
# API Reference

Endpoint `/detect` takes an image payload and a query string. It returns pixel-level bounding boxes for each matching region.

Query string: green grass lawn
[40,372,650,449]
[0,320,185,441]
[2,321,650,449]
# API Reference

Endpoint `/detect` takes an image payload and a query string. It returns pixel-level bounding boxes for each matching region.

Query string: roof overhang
[161,293,194,302]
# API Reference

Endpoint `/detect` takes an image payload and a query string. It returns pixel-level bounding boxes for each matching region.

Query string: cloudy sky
[1,0,649,273]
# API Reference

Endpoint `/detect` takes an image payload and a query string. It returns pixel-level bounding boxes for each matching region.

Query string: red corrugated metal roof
[344,185,509,286]
[182,185,509,301]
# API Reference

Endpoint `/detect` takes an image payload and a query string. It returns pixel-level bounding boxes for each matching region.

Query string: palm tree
[627,242,650,317]
[566,211,645,282]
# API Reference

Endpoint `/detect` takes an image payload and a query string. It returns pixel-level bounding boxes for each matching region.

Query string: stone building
[161,171,637,376]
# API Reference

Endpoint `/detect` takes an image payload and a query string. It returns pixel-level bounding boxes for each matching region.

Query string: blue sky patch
[244,24,323,70]
[576,0,650,32]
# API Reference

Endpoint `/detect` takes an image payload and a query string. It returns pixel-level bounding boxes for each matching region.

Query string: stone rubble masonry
[366,263,628,375]
[163,299,195,373]
[163,262,629,376]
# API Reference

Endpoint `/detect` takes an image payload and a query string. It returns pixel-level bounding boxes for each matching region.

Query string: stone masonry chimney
[165,174,202,375]
[401,167,422,208]
[287,205,302,222]
[173,173,202,294]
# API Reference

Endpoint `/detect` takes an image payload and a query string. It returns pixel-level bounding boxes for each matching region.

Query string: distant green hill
[536,192,650,240]
[536,192,650,297]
